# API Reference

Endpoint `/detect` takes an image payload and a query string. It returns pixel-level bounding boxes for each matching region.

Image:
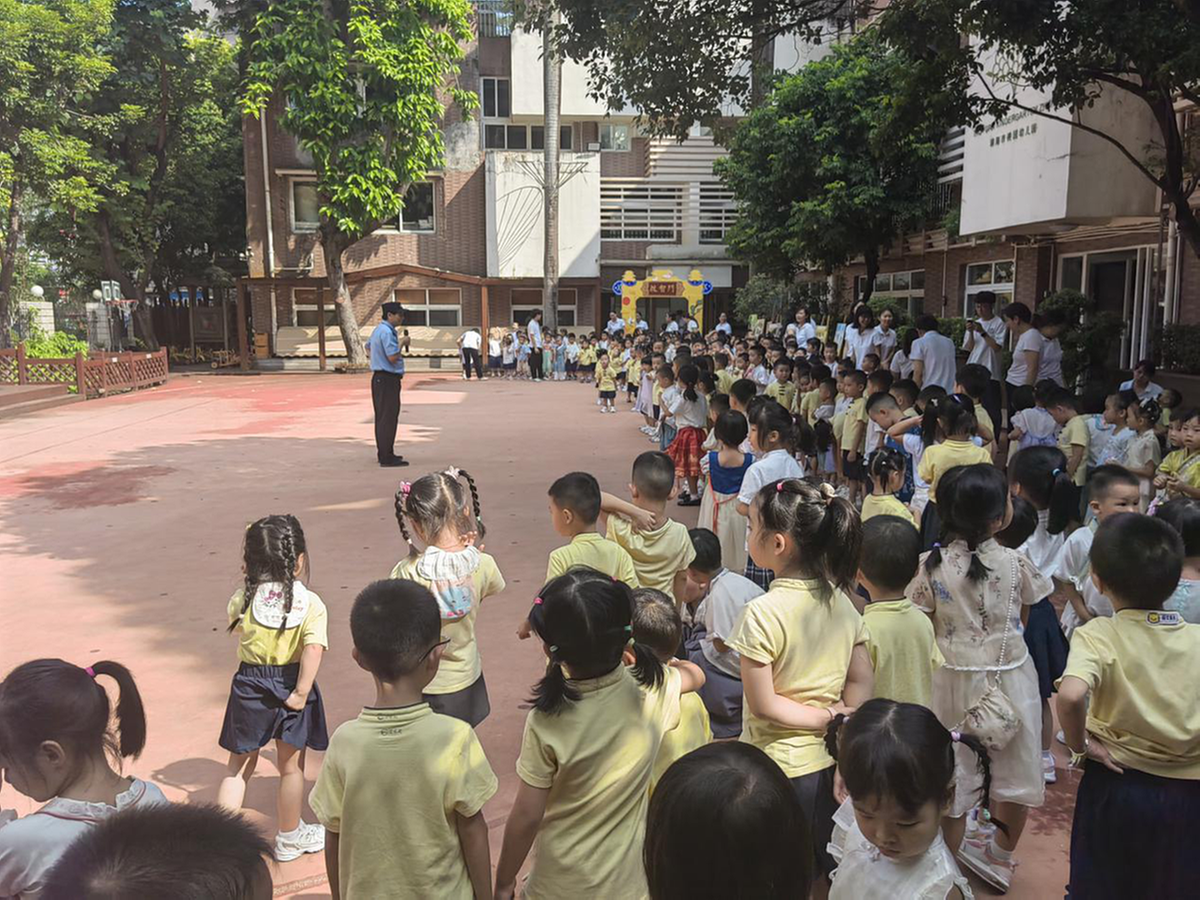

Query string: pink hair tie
[950,730,962,743]
[398,481,412,497]
[84,666,96,679]
[776,482,784,492]
[533,597,543,605]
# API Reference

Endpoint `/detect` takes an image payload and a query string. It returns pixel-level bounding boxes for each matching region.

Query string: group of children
[4,319,1200,900]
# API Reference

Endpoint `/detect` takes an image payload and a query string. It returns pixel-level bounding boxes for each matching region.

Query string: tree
[547,0,867,138]
[715,32,963,307]
[542,4,562,329]
[0,0,114,347]
[241,0,476,367]
[881,0,1200,258]
[29,1,241,349]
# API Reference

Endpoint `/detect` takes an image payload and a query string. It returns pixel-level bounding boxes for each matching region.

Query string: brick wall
[1177,251,1200,326]
[600,138,648,178]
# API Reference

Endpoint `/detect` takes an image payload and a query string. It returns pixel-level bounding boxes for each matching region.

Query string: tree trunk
[1168,186,1200,260]
[748,9,776,108]
[96,210,160,350]
[542,6,562,330]
[859,247,879,308]
[0,181,22,349]
[320,228,368,367]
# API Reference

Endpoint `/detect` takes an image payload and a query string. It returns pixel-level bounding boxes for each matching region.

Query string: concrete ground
[0,372,1073,897]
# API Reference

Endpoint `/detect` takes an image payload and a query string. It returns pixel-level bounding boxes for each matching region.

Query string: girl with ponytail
[664,363,709,506]
[217,513,329,862]
[0,659,168,896]
[391,467,504,727]
[494,569,704,900]
[723,479,873,880]
[908,463,1051,892]
[823,699,987,899]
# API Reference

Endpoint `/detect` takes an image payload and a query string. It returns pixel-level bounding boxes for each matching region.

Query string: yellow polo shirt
[725,577,868,777]
[606,516,696,602]
[517,665,682,899]
[862,599,943,707]
[765,380,796,412]
[1058,414,1090,486]
[1160,448,1188,479]
[596,363,621,392]
[715,369,735,395]
[578,348,596,367]
[800,389,820,425]
[841,396,868,454]
[651,691,711,790]
[390,553,505,694]
[860,493,915,526]
[546,532,638,588]
[1059,609,1200,779]
[309,704,498,899]
[227,582,328,666]
[917,439,993,496]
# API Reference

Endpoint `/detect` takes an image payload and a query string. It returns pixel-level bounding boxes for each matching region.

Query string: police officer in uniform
[368,302,409,467]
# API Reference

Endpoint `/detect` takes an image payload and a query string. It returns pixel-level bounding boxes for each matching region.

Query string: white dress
[829,800,974,900]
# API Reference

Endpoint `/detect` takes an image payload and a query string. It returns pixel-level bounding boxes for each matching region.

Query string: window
[485,123,529,150]
[395,288,461,327]
[290,181,319,231]
[511,288,577,326]
[857,270,926,320]
[599,123,630,151]
[476,0,513,37]
[964,260,1014,316]
[400,182,435,233]
[531,125,573,151]
[481,77,510,119]
[292,288,337,327]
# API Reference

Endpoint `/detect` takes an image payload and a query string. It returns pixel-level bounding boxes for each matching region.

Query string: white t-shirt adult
[871,326,898,363]
[844,325,875,368]
[787,320,817,346]
[1005,328,1044,387]
[460,329,482,351]
[637,319,649,332]
[910,331,957,391]
[716,321,733,336]
[687,318,699,332]
[1118,378,1164,401]
[964,315,1008,379]
[1038,336,1065,386]
[890,349,914,379]
[665,320,680,333]
[527,317,543,349]
[606,317,624,335]
[699,569,765,677]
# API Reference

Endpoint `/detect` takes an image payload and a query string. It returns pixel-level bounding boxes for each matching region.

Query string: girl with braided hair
[391,467,505,726]
[216,514,329,862]
[824,699,986,899]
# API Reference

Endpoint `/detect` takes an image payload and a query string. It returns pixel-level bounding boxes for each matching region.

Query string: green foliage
[715,31,964,300]
[733,275,829,325]
[242,0,476,241]
[25,329,89,359]
[1039,289,1126,386]
[1158,324,1200,375]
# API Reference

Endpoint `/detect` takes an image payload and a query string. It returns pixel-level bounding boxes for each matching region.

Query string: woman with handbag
[906,464,1052,894]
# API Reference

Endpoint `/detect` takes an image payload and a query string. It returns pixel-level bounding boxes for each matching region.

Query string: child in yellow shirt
[764,358,796,411]
[860,447,915,526]
[494,570,703,900]
[632,588,712,789]
[595,351,622,413]
[840,371,868,505]
[1047,388,1090,521]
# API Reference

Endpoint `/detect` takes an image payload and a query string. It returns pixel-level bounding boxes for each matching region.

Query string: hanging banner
[611,268,713,334]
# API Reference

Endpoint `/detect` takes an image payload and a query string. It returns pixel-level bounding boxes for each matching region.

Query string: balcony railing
[475,1,514,38]
[600,178,738,245]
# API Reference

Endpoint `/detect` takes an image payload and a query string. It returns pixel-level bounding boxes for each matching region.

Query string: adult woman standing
[871,308,898,368]
[1036,310,1068,387]
[842,305,876,369]
[1004,302,1044,415]
[786,306,818,348]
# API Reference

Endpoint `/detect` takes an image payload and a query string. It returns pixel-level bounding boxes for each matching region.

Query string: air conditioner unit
[587,142,601,152]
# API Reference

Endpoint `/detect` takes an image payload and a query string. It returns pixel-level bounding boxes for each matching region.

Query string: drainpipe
[260,115,278,353]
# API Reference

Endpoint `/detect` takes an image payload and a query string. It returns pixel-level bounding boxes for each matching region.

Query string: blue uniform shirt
[369,321,404,375]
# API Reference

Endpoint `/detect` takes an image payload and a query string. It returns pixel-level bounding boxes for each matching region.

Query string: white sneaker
[1055,729,1067,746]
[1043,750,1057,784]
[964,806,996,843]
[597,397,603,405]
[957,838,1015,893]
[275,821,325,862]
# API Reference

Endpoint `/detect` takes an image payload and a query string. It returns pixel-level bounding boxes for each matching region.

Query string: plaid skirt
[744,558,776,590]
[666,426,706,477]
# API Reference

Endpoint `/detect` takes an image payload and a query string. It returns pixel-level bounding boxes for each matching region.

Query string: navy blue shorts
[424,674,490,727]
[1024,597,1069,698]
[219,663,328,754]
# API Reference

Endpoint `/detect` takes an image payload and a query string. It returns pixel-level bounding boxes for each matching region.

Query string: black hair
[975,289,997,307]
[956,363,990,401]
[1002,301,1032,323]
[677,363,700,403]
[859,516,920,594]
[657,364,675,381]
[231,514,307,634]
[854,304,874,326]
[866,391,899,414]
[645,742,813,900]
[41,804,272,900]
[825,698,999,832]
[807,337,823,355]
[914,386,947,433]
[754,480,862,602]
[750,399,796,453]
[1092,514,1183,610]
[1009,446,1075,534]
[527,569,663,713]
[729,378,757,408]
[709,392,731,419]
[773,357,794,375]
[926,464,1009,582]
[1010,384,1036,413]
[698,370,716,394]
[1047,387,1079,413]
[1134,358,1156,377]
[1155,498,1200,557]
[996,495,1037,550]
[921,393,976,447]
[632,588,683,661]
[1034,379,1060,407]
[395,468,486,558]
[914,314,939,332]
[633,451,677,502]
[863,353,881,369]
[714,351,730,368]
[688,527,722,575]
[350,579,441,681]
[843,370,867,390]
[892,378,918,408]
[1105,390,1135,414]
[745,394,769,424]
[866,368,893,392]
[1130,397,1161,428]
[549,471,601,524]
[1087,464,1140,501]
[0,659,146,777]
[1159,388,1182,410]
[818,377,838,398]
[867,446,906,493]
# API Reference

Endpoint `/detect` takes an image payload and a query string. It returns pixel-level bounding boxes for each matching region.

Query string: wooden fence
[0,344,169,400]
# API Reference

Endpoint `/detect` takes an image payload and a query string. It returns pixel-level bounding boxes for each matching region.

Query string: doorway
[1058,247,1156,369]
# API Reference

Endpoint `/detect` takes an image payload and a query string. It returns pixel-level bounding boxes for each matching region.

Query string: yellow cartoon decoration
[611,268,714,335]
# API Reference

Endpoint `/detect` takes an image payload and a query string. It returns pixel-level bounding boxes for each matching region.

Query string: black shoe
[379,457,410,468]
[677,493,700,507]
